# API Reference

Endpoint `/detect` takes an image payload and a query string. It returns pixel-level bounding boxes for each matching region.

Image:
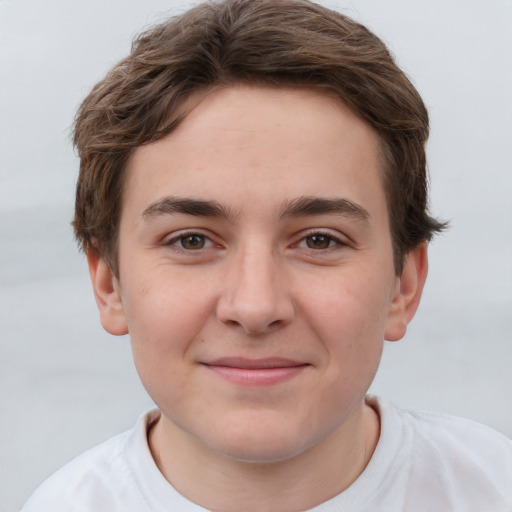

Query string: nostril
[223,319,242,329]
[220,317,286,335]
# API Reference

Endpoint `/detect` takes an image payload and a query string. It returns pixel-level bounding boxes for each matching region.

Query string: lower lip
[204,365,308,386]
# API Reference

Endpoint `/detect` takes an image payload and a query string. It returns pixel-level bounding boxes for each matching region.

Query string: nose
[216,244,295,335]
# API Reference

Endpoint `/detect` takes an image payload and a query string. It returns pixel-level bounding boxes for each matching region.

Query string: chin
[202,414,322,464]
[216,436,308,464]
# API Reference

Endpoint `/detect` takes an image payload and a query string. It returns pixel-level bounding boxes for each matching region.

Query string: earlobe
[385,243,428,342]
[87,249,128,336]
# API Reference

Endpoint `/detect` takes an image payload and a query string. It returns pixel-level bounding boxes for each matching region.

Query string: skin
[88,86,427,511]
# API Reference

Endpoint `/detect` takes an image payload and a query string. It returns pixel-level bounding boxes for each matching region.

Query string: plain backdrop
[1,1,511,510]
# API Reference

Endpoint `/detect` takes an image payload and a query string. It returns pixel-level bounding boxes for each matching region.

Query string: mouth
[201,357,310,386]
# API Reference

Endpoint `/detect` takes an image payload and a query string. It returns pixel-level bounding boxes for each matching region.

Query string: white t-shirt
[21,396,512,512]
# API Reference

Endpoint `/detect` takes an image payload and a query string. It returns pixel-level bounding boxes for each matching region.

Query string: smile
[201,357,310,386]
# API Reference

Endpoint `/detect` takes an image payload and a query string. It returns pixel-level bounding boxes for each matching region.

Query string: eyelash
[164,231,215,251]
[294,230,347,251]
[164,229,347,253]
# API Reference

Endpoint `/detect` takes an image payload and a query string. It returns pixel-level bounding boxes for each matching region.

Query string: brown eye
[305,234,333,249]
[180,234,206,250]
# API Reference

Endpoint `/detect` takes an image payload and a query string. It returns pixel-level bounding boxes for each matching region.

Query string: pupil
[307,235,330,249]
[182,235,205,250]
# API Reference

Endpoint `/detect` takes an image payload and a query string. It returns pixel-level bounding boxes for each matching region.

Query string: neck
[148,401,380,512]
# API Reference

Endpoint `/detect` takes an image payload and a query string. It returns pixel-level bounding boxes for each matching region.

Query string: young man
[22,0,512,510]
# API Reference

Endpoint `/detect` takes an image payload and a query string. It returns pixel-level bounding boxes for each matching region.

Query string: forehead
[123,85,387,223]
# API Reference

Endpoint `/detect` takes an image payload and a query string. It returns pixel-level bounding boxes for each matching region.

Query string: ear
[385,242,428,342]
[87,249,128,336]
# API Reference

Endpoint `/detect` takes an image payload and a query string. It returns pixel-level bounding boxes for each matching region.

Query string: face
[91,86,425,464]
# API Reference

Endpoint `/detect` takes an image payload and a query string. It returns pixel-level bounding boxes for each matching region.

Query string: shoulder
[402,404,512,472]
[20,411,159,512]
[369,396,512,510]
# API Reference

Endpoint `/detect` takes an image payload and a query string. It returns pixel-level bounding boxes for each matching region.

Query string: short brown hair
[73,0,446,275]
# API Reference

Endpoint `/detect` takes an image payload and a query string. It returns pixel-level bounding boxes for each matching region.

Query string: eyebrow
[279,196,370,222]
[141,195,370,224]
[142,196,235,221]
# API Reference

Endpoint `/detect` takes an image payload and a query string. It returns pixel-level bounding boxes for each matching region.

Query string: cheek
[302,269,391,377]
[125,287,206,414]
[119,273,214,388]
[308,273,391,339]
[121,263,211,338]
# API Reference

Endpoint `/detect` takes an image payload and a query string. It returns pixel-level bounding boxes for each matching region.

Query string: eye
[304,234,336,249]
[167,233,214,251]
[295,231,346,250]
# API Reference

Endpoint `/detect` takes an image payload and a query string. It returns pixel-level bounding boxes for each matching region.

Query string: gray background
[1,0,511,510]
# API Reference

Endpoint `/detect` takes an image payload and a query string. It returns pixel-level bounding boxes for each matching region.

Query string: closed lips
[202,357,309,369]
